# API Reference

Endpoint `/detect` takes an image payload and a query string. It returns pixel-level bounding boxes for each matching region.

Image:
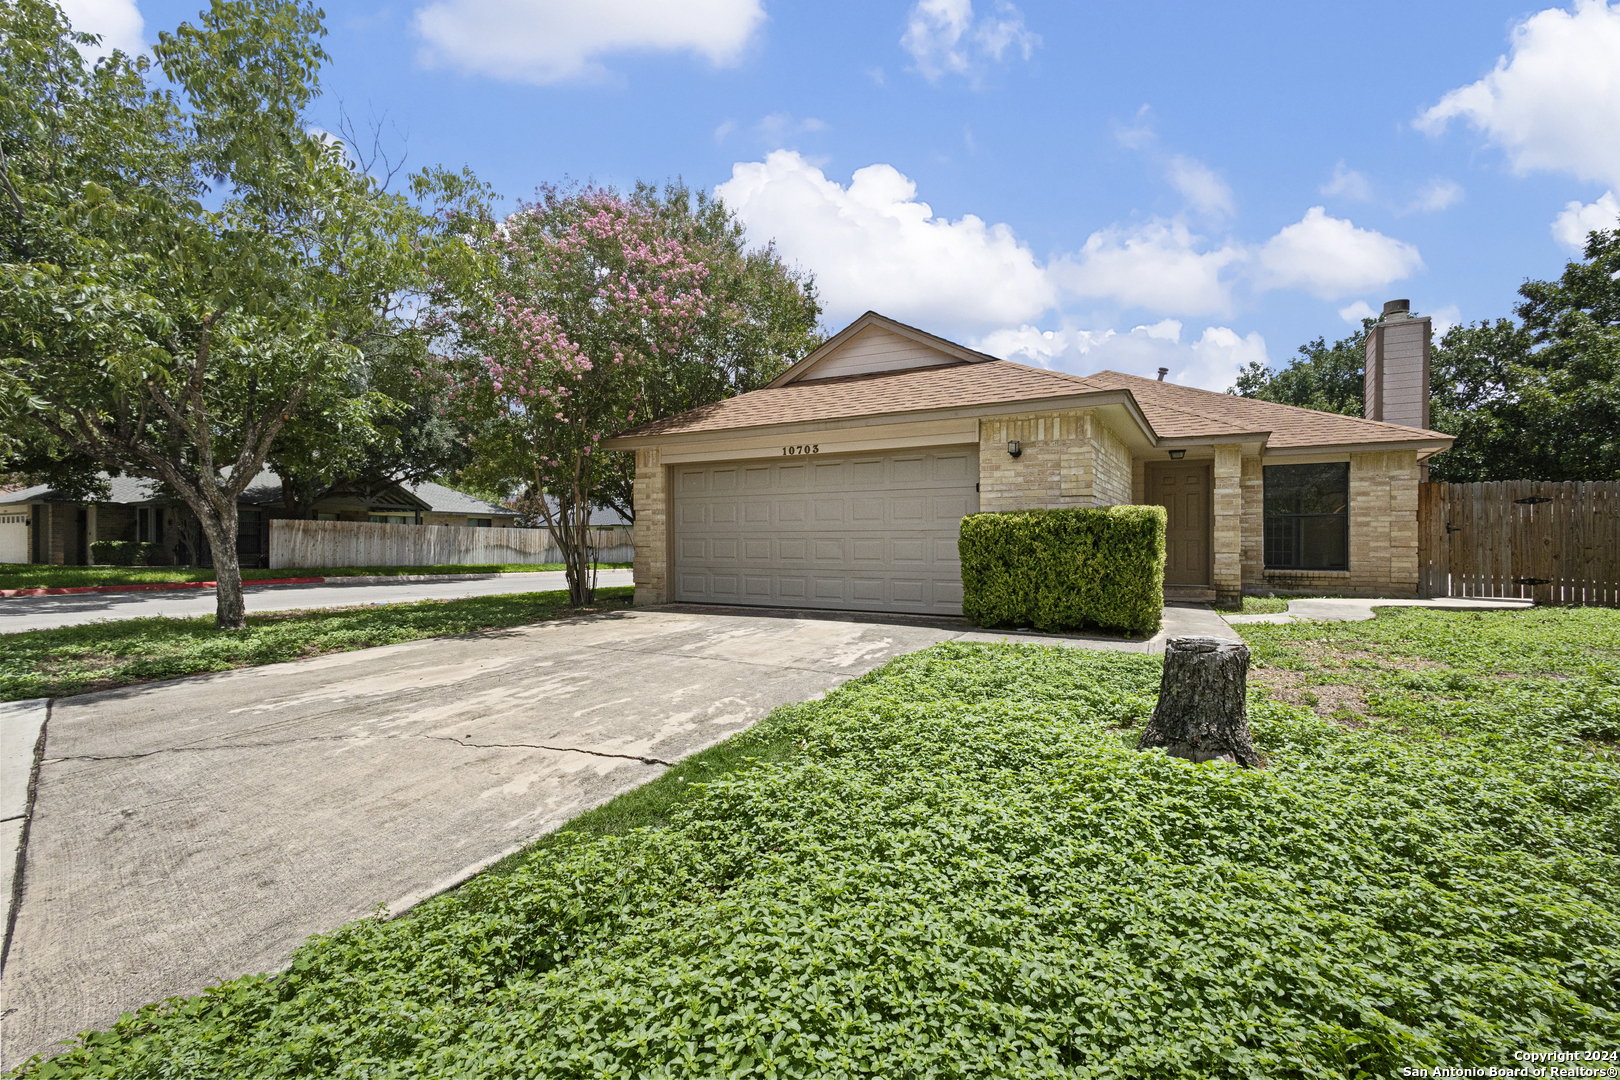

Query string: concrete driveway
[0,569,636,634]
[0,603,1210,1068]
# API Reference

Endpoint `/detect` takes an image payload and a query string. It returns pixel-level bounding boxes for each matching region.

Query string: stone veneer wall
[978,409,1132,511]
[631,447,668,605]
[1242,448,1421,598]
[1212,444,1243,607]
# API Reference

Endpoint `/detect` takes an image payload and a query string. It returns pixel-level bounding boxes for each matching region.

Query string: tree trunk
[1137,636,1259,767]
[195,507,246,630]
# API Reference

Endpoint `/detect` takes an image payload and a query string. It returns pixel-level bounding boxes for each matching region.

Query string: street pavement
[0,602,1231,1068]
[0,569,636,634]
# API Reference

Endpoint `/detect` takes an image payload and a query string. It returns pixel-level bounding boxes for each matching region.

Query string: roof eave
[604,386,1160,450]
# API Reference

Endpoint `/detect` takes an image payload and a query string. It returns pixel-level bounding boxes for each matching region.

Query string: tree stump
[1137,636,1260,767]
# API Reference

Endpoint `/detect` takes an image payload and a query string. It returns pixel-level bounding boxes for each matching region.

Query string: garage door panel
[850,459,884,484]
[852,578,884,601]
[852,538,884,562]
[890,497,926,522]
[673,447,978,615]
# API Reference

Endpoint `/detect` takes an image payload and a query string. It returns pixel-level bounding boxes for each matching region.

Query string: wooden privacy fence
[269,519,634,569]
[1418,481,1617,606]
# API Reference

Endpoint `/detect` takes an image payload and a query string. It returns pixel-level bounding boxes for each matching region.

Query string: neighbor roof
[610,358,1450,450]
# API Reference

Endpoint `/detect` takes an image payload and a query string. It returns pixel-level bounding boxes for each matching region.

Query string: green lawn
[0,563,632,591]
[0,588,634,701]
[13,608,1619,1079]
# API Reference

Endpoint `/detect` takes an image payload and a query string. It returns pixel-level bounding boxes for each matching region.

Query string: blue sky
[68,0,1620,389]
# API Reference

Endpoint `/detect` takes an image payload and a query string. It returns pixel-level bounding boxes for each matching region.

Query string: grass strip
[15,608,1617,1079]
[0,563,632,591]
[0,587,634,701]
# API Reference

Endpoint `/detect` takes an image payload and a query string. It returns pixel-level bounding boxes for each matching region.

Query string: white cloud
[1411,178,1464,213]
[1429,305,1462,338]
[713,119,738,144]
[1052,219,1243,316]
[901,0,1039,84]
[1551,190,1620,250]
[1321,162,1373,202]
[976,320,1266,392]
[1338,300,1377,324]
[61,0,145,57]
[412,0,764,84]
[715,150,1056,333]
[1255,207,1424,299]
[1166,155,1234,218]
[1417,0,1620,188]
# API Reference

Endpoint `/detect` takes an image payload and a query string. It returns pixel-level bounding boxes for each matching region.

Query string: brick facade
[977,409,1132,512]
[1211,444,1243,607]
[632,447,668,605]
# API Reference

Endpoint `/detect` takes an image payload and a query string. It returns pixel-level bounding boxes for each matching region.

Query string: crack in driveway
[52,732,674,768]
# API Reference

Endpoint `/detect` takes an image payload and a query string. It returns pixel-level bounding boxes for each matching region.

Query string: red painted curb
[0,577,326,598]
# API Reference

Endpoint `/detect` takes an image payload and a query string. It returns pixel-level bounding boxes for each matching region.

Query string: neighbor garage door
[673,447,979,615]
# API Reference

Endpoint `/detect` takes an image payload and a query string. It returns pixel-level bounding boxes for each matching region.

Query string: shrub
[959,504,1166,636]
[89,541,171,566]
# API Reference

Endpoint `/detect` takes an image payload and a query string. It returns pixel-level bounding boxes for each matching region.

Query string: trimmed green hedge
[90,540,171,566]
[959,504,1166,636]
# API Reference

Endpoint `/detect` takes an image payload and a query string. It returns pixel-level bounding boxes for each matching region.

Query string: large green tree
[1229,327,1368,417]
[1231,226,1620,482]
[0,0,449,627]
[432,181,821,604]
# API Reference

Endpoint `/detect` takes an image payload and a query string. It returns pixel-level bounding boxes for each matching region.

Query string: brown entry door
[1149,463,1212,586]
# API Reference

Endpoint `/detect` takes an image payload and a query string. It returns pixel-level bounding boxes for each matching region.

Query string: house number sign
[781,444,821,456]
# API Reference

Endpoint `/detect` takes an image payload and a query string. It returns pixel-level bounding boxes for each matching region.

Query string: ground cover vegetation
[959,505,1166,636]
[16,607,1615,1078]
[0,587,632,700]
[0,562,629,590]
[0,0,489,629]
[1231,226,1620,481]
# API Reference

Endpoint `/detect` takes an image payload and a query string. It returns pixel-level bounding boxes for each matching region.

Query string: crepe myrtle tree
[436,188,708,605]
[0,0,454,629]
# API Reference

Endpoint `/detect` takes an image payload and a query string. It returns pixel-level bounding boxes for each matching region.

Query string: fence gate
[1418,481,1618,606]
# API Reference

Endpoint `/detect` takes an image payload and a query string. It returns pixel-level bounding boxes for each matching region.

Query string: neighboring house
[604,308,1452,613]
[0,473,517,567]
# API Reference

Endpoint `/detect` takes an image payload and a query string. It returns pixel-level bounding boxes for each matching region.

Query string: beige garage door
[673,447,980,615]
[0,510,28,564]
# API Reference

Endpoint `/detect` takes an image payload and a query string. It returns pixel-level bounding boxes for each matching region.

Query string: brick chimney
[1363,299,1431,430]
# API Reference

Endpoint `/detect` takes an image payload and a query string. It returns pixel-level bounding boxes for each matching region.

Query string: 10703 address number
[782,444,820,456]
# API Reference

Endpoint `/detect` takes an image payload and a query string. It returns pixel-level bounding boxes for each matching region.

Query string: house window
[369,514,413,524]
[236,509,263,556]
[467,517,492,528]
[1263,463,1349,570]
[317,513,339,522]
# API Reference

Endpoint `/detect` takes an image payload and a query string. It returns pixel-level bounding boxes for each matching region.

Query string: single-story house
[603,307,1452,613]
[0,474,518,567]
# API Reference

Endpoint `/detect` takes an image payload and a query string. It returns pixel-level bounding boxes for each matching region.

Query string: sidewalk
[1222,596,1535,625]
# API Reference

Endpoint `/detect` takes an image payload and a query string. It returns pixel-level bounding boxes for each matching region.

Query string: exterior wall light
[1168,449,1186,459]
[1007,440,1022,458]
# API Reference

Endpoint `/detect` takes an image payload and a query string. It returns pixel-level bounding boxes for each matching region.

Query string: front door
[1147,462,1212,586]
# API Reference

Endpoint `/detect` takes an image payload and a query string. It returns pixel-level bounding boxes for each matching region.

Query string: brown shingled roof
[1069,371,1450,449]
[609,359,1452,450]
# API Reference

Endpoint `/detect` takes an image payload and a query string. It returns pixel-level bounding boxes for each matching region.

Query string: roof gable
[768,311,998,388]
